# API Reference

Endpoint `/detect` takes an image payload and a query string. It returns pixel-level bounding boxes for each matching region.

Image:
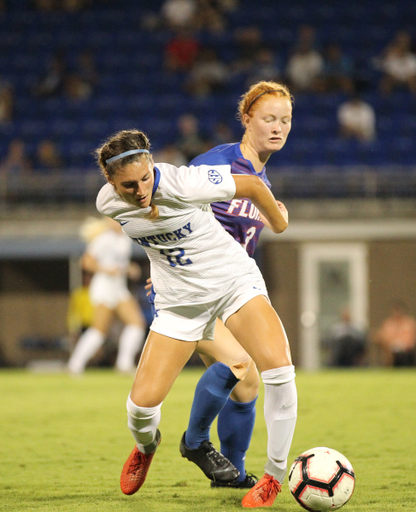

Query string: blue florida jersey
[190,143,271,257]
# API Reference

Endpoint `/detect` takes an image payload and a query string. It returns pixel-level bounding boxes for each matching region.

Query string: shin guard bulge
[261,365,297,483]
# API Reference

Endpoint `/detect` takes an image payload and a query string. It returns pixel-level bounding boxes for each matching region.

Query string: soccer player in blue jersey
[179,81,294,493]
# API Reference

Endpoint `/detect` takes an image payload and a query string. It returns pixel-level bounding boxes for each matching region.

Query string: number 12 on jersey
[160,248,192,267]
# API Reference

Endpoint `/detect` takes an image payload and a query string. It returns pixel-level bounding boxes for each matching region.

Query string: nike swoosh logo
[282,402,296,410]
[120,221,129,226]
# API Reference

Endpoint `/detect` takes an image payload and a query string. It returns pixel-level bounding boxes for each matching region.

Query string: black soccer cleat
[179,431,240,483]
[211,471,258,489]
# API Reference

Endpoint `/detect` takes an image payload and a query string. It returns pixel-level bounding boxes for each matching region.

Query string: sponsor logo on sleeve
[208,169,223,184]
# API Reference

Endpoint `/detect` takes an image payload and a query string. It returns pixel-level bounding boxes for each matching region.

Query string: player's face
[109,159,155,208]
[244,96,292,155]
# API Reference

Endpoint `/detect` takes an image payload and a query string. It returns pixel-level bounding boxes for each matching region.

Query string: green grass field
[1,368,415,512]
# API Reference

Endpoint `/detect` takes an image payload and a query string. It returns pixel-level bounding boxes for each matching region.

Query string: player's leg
[215,359,259,488]
[121,330,197,495]
[216,321,260,488]
[194,319,260,488]
[178,355,241,482]
[67,304,113,374]
[225,295,297,508]
[114,297,147,373]
[178,357,240,483]
[185,322,249,450]
[122,301,239,494]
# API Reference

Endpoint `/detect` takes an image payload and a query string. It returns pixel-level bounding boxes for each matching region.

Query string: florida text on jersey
[190,143,271,257]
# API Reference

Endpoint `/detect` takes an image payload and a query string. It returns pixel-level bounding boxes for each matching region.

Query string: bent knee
[230,366,260,402]
[229,356,254,380]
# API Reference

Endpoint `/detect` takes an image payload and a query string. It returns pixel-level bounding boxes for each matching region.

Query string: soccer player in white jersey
[67,216,146,374]
[95,129,297,508]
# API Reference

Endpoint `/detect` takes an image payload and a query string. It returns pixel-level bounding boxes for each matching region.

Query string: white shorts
[150,279,269,342]
[89,273,132,309]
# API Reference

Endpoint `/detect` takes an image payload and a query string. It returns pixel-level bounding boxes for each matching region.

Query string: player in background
[66,268,94,346]
[67,216,146,374]
[180,80,294,489]
[95,128,297,508]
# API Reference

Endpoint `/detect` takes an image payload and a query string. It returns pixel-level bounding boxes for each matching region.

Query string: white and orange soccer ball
[288,447,355,511]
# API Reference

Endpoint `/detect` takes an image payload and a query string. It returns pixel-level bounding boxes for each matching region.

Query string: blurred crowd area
[1,0,416,203]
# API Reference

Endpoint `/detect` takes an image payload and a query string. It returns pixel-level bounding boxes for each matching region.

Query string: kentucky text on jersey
[131,222,193,247]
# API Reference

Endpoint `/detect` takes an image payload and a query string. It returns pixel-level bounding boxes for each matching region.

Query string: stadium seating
[0,0,415,193]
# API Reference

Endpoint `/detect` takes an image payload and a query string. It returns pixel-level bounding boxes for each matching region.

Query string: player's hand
[128,262,142,281]
[276,200,288,223]
[145,277,153,297]
[259,200,288,231]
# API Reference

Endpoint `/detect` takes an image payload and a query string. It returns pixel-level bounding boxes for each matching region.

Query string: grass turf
[0,368,415,511]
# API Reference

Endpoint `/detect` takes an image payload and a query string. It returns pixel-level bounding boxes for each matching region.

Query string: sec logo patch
[208,169,223,184]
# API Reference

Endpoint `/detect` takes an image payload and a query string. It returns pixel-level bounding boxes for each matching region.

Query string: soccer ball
[288,447,355,511]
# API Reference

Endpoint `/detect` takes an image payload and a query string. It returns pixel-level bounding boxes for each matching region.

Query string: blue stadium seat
[66,140,97,168]
[81,119,111,139]
[94,95,126,115]
[49,119,79,140]
[19,120,49,141]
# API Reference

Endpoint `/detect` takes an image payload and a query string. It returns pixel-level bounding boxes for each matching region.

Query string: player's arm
[232,174,288,233]
[81,252,98,274]
[259,200,288,230]
[81,252,120,276]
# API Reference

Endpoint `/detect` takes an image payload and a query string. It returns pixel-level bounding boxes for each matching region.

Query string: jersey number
[243,227,256,250]
[160,248,192,267]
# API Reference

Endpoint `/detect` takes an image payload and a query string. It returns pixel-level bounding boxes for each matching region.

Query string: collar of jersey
[236,143,265,176]
[152,166,161,197]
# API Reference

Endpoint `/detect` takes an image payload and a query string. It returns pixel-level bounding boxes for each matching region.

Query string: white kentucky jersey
[87,229,132,274]
[96,162,266,307]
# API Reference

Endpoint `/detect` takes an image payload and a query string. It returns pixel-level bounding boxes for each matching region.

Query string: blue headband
[106,149,149,164]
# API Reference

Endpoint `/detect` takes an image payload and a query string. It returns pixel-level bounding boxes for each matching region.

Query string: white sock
[261,365,297,483]
[67,327,105,374]
[116,325,146,373]
[126,395,162,454]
